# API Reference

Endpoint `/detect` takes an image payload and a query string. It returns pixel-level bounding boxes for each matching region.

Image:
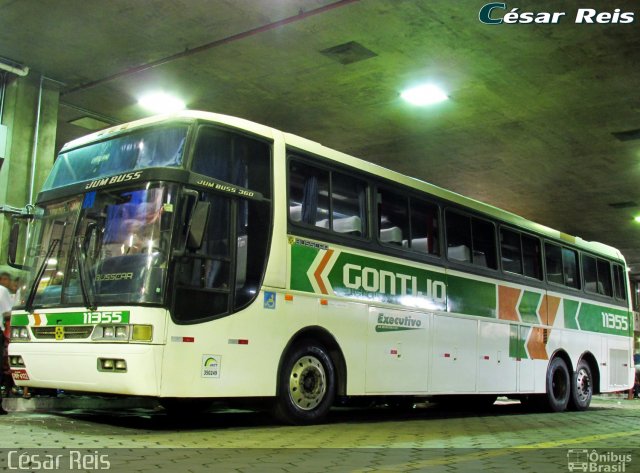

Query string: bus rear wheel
[569,360,593,411]
[273,341,336,425]
[544,357,571,412]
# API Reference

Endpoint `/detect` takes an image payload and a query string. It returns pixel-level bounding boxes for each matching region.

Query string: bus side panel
[365,307,430,394]
[317,300,368,395]
[159,294,318,398]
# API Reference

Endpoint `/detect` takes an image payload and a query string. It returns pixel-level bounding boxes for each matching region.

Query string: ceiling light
[401,84,448,106]
[138,92,185,114]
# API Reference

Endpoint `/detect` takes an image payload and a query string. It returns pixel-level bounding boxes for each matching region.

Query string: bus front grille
[32,326,94,340]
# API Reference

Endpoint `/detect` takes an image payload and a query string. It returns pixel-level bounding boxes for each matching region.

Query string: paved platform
[1,395,639,472]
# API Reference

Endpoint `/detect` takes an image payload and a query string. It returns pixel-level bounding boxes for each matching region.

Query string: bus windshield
[42,125,188,191]
[19,183,177,309]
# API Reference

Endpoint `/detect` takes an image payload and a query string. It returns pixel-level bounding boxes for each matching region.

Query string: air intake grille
[32,326,94,340]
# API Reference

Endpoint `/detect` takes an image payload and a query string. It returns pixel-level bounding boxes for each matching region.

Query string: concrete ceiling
[2,0,640,277]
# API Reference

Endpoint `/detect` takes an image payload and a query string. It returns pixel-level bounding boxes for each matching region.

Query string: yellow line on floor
[350,430,636,472]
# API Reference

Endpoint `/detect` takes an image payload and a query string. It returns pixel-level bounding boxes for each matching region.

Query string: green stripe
[447,275,496,318]
[518,291,541,324]
[290,244,318,293]
[577,304,630,336]
[10,311,130,326]
[508,324,529,359]
[563,299,580,330]
[10,314,29,326]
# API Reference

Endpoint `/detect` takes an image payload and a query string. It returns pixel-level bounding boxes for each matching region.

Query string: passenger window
[288,159,367,237]
[584,255,613,297]
[410,199,440,255]
[613,264,627,300]
[378,190,408,247]
[597,259,613,297]
[545,243,580,289]
[583,255,598,293]
[446,211,472,264]
[545,243,564,285]
[562,248,580,289]
[472,218,497,269]
[288,161,329,227]
[377,191,440,255]
[501,229,523,274]
[331,172,367,236]
[522,234,542,280]
[446,210,496,269]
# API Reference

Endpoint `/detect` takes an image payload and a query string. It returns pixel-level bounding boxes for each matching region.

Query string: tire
[544,357,571,412]
[569,359,593,411]
[273,341,336,425]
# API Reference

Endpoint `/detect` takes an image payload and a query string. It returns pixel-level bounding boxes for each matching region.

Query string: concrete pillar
[0,73,60,268]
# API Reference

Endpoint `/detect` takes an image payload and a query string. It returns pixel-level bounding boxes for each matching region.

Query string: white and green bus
[7,111,633,424]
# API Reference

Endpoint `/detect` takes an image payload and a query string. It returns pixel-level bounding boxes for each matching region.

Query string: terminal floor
[1,396,639,472]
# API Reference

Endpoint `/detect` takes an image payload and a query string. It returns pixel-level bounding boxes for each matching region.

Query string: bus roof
[62,110,624,262]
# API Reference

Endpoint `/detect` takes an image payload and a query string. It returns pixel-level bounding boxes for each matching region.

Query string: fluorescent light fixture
[138,92,185,114]
[401,84,448,106]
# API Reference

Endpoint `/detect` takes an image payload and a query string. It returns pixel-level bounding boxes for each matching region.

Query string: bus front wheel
[544,357,571,412]
[273,341,336,425]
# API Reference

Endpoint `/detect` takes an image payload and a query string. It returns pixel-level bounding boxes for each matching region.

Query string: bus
[6,111,634,424]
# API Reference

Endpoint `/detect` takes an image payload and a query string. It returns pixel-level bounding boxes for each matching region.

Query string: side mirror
[8,214,33,270]
[187,201,210,250]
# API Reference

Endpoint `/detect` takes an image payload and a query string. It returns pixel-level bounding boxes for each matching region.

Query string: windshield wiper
[76,236,97,311]
[25,238,60,313]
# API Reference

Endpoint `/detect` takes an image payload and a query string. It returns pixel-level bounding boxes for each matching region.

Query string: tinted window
[545,243,564,285]
[562,247,580,289]
[378,190,408,247]
[545,243,580,289]
[173,190,270,323]
[45,126,188,191]
[501,228,522,274]
[446,211,472,264]
[613,263,627,301]
[522,234,543,279]
[289,159,367,237]
[446,210,496,269]
[410,198,440,255]
[377,190,440,255]
[191,127,271,197]
[583,255,598,292]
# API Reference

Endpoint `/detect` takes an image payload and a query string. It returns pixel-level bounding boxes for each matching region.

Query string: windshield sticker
[202,355,221,378]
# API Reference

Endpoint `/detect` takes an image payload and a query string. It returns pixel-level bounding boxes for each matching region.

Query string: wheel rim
[574,367,592,404]
[288,355,327,411]
[552,367,568,401]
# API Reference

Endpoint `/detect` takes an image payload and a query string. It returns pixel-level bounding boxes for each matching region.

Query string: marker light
[401,84,448,106]
[138,92,186,113]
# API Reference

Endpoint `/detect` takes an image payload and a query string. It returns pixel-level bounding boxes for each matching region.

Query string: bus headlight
[115,326,128,340]
[10,326,30,341]
[131,325,153,342]
[93,325,129,341]
[92,325,152,342]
